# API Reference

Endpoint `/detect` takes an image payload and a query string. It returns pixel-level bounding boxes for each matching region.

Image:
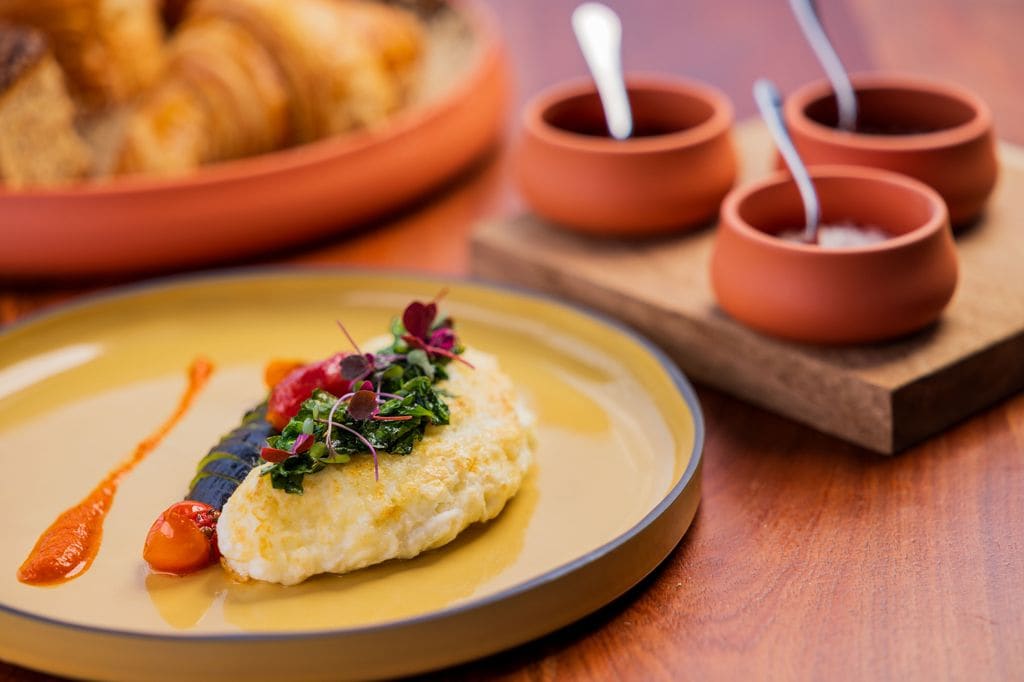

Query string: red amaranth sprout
[260,431,315,463]
[320,380,412,481]
[400,293,473,368]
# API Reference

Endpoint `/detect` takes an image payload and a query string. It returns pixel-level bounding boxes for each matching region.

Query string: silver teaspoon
[572,2,633,140]
[754,78,821,244]
[789,0,858,131]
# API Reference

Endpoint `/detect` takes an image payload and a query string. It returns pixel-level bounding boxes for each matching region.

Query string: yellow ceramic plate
[0,271,702,681]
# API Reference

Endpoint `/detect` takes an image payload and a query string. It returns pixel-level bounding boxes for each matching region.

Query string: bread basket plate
[0,0,506,279]
[0,270,702,681]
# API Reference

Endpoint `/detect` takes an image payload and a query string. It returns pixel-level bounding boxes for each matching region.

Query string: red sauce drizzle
[17,358,214,586]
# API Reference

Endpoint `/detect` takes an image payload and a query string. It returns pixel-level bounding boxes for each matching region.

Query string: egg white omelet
[216,348,533,585]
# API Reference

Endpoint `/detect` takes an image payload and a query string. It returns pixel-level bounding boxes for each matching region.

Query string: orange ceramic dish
[710,166,958,345]
[784,73,998,226]
[516,74,737,236]
[0,0,506,279]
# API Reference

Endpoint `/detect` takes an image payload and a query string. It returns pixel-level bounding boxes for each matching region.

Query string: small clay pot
[784,73,998,226]
[516,74,737,236]
[710,166,958,344]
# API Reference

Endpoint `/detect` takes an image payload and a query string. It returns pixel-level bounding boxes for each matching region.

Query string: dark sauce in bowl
[804,86,975,137]
[542,87,711,139]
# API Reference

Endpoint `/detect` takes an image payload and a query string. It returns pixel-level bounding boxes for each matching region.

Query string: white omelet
[217,348,533,585]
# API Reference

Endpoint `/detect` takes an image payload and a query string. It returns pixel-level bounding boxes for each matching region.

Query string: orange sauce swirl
[17,358,214,586]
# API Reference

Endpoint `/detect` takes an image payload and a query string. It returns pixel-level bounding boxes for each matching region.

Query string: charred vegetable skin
[142,405,274,574]
[187,403,276,510]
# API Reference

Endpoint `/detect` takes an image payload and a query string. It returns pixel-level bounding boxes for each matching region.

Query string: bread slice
[0,0,166,110]
[0,25,92,188]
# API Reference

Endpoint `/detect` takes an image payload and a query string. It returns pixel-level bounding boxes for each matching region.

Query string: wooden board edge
[891,332,1024,451]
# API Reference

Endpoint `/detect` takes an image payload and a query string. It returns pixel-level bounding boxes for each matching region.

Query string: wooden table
[2,1,1022,679]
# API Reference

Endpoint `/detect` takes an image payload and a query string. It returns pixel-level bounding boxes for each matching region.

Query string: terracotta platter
[0,271,702,681]
[0,1,507,279]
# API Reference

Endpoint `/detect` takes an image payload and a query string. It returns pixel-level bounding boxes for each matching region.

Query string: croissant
[0,24,92,187]
[117,0,423,175]
[0,0,166,109]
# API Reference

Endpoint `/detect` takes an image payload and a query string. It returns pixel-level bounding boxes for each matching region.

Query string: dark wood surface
[3,1,1023,680]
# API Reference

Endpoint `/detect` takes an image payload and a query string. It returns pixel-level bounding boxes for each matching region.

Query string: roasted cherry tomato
[142,501,220,575]
[266,353,350,430]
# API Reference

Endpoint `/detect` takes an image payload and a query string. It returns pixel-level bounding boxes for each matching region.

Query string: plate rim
[0,266,704,646]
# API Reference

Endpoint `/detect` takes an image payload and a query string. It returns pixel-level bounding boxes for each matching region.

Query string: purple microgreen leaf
[347,390,379,420]
[291,433,314,454]
[261,446,293,463]
[402,301,434,340]
[340,353,372,381]
[428,327,456,351]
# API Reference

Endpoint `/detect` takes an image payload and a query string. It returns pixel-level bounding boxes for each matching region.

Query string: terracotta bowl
[784,73,998,226]
[516,74,737,236]
[0,0,507,278]
[710,166,958,344]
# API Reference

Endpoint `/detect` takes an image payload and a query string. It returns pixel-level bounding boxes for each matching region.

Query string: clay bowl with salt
[516,74,738,236]
[784,73,998,226]
[710,165,959,345]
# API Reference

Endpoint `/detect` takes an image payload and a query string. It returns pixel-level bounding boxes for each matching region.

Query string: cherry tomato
[266,353,350,430]
[142,501,220,575]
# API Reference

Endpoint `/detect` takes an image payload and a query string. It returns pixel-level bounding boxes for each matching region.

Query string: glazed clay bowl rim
[720,164,949,255]
[0,0,499,199]
[784,71,993,153]
[522,73,734,155]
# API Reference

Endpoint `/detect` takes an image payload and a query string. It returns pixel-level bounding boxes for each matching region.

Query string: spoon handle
[789,0,858,131]
[753,79,821,243]
[572,2,633,140]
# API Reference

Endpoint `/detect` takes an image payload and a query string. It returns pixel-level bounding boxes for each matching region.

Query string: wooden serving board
[471,122,1024,454]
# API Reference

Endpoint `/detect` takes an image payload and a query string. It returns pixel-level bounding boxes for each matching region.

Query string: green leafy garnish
[259,295,465,494]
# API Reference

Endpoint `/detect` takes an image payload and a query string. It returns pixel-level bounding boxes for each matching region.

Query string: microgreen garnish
[347,390,378,420]
[260,293,469,493]
[340,353,374,381]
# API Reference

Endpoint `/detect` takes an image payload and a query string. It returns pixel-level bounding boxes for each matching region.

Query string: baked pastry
[116,17,289,174]
[192,0,423,141]
[116,0,423,175]
[0,25,92,187]
[0,0,166,109]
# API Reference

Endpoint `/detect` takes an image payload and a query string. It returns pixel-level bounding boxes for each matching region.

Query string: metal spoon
[572,2,632,140]
[789,0,857,131]
[753,78,821,244]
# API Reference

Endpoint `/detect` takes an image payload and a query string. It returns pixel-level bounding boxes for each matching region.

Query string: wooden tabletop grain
[2,1,1023,680]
